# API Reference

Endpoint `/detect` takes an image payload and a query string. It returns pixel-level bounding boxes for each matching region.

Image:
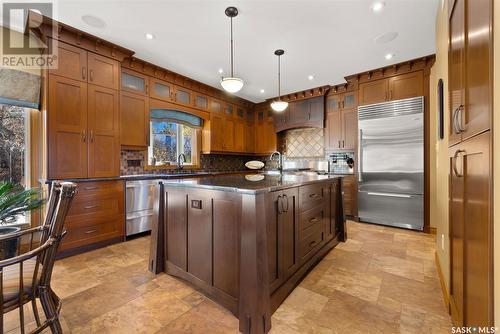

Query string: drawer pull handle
[309,193,320,198]
[83,186,98,190]
[84,229,97,234]
[309,240,318,248]
[84,205,99,209]
[309,217,320,224]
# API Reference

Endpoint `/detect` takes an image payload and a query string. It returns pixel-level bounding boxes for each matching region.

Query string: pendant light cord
[277,55,281,101]
[230,17,234,77]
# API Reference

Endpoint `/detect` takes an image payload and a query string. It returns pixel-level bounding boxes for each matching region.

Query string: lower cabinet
[342,175,357,217]
[265,188,300,292]
[59,180,125,254]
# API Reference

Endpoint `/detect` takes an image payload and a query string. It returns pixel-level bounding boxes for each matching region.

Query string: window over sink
[146,109,202,168]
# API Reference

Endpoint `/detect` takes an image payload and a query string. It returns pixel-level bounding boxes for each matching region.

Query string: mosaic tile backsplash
[279,128,325,158]
[120,150,274,175]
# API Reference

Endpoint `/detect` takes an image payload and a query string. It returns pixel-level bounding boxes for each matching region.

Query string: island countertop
[160,173,343,194]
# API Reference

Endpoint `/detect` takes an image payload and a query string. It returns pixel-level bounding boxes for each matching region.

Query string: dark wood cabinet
[87,85,120,177]
[120,91,149,148]
[47,75,88,179]
[342,175,357,217]
[266,188,300,293]
[359,72,423,106]
[449,131,492,326]
[325,91,357,151]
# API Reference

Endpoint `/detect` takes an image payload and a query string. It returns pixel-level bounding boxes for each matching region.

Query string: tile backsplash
[120,150,272,175]
[279,128,325,159]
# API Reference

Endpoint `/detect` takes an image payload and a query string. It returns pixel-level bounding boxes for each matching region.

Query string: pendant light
[271,49,288,112]
[220,7,244,93]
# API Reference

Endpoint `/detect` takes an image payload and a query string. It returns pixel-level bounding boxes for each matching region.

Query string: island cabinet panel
[265,187,300,293]
[213,197,239,298]
[187,194,212,285]
[166,191,188,270]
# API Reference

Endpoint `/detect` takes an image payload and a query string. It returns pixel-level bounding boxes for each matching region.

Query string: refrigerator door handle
[358,129,363,183]
[367,192,413,198]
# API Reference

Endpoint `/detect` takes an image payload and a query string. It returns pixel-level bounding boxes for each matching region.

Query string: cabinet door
[358,79,389,105]
[341,109,357,150]
[87,85,120,177]
[49,41,87,82]
[222,118,235,151]
[264,120,277,153]
[121,69,148,96]
[187,194,213,285]
[326,94,341,113]
[194,94,209,111]
[388,71,424,101]
[211,114,224,151]
[448,0,465,146]
[281,188,300,279]
[245,123,255,153]
[265,192,284,292]
[462,0,492,141]
[174,86,193,106]
[87,53,120,90]
[325,111,342,150]
[48,75,88,179]
[224,103,235,118]
[120,92,149,147]
[308,97,324,122]
[210,99,223,114]
[234,120,245,153]
[150,78,173,102]
[342,91,358,109]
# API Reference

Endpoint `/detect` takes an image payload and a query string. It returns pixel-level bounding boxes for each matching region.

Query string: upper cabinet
[173,86,193,106]
[87,53,120,90]
[448,0,491,146]
[121,69,149,95]
[273,96,325,132]
[325,91,357,151]
[50,41,120,90]
[358,71,423,106]
[120,92,149,148]
[149,77,174,102]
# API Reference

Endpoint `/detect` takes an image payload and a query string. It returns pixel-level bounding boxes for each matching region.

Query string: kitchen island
[149,173,346,334]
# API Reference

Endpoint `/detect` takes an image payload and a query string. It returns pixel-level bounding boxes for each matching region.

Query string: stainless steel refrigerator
[357,96,424,230]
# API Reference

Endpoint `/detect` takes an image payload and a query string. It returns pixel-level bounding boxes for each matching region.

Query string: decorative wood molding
[347,54,436,84]
[266,85,330,103]
[122,57,255,110]
[27,11,134,62]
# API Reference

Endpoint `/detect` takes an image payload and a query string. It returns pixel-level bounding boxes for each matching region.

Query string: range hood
[272,96,324,133]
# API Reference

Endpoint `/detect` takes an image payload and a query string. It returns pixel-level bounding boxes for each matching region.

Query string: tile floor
[5,220,452,333]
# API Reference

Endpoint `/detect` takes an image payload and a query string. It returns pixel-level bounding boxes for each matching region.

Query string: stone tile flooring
[5,220,452,333]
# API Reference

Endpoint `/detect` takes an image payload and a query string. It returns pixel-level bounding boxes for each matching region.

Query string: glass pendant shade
[271,100,289,112]
[220,77,244,93]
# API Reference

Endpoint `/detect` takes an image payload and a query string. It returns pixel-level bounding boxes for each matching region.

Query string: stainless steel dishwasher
[125,180,157,237]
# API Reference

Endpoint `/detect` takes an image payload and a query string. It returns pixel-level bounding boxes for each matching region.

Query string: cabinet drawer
[299,224,325,262]
[299,205,326,239]
[299,184,325,212]
[61,218,123,250]
[75,180,124,196]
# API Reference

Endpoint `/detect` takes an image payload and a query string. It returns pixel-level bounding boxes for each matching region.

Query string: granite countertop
[160,173,343,194]
[40,170,256,184]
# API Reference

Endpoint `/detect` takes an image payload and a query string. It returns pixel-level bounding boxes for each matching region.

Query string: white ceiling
[51,0,438,102]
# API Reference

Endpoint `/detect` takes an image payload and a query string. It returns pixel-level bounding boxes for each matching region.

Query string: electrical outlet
[441,234,445,250]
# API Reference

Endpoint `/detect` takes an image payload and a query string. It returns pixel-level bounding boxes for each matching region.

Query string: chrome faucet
[269,151,283,173]
[177,153,186,171]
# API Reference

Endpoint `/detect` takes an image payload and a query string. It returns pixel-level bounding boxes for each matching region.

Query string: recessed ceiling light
[385,53,394,60]
[374,32,398,44]
[81,15,106,29]
[218,68,224,74]
[371,2,385,12]
[145,33,155,40]
[260,89,265,93]
[308,75,314,81]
